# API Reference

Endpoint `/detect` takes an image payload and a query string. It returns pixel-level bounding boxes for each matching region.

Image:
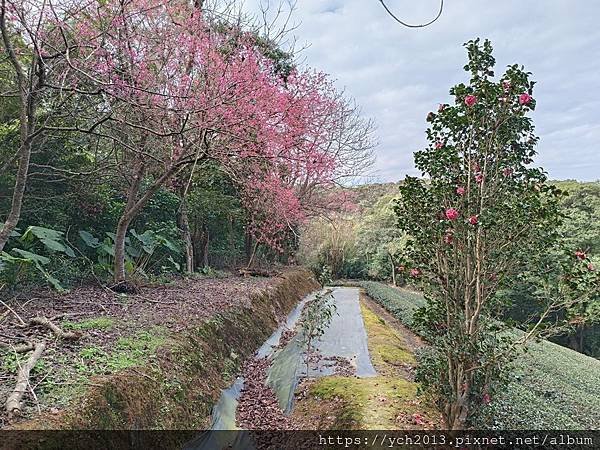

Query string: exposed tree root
[5,341,46,420]
[29,316,81,340]
[0,299,26,327]
[0,341,35,353]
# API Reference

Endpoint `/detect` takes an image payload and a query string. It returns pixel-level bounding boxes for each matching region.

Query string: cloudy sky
[243,0,600,183]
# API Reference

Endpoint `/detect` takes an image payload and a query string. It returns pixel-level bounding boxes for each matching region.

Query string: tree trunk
[388,252,396,286]
[445,358,471,430]
[112,157,186,283]
[114,213,133,283]
[202,226,209,268]
[179,200,194,273]
[568,323,585,353]
[0,13,39,253]
[0,138,32,252]
[246,240,259,269]
[446,399,469,430]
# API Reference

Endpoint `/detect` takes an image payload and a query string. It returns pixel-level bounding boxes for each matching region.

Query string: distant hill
[347,182,400,208]
[346,179,600,209]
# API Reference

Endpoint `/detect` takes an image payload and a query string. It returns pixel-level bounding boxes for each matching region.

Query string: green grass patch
[76,328,167,374]
[62,316,115,331]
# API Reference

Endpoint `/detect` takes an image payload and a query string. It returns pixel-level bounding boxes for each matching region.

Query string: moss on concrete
[306,375,418,429]
[360,302,415,374]
[293,298,437,430]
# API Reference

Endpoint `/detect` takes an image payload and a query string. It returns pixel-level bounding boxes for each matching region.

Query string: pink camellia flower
[502,167,513,177]
[435,141,444,149]
[469,215,479,225]
[464,95,477,107]
[502,80,511,91]
[519,93,532,105]
[575,250,587,260]
[456,186,466,196]
[410,268,421,277]
[445,208,459,220]
[482,393,492,405]
[438,103,446,112]
[588,263,595,271]
[475,173,484,184]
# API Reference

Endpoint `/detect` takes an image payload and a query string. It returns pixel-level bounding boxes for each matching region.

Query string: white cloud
[244,0,600,182]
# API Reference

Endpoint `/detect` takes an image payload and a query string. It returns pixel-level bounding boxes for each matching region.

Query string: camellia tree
[394,39,584,429]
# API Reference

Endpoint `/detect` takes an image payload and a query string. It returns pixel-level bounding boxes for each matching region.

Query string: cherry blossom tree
[2,0,373,283]
[55,0,369,283]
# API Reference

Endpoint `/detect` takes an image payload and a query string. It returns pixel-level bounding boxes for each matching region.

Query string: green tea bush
[357,281,424,328]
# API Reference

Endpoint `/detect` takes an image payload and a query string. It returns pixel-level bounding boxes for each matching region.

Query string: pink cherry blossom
[519,93,532,105]
[445,208,459,220]
[456,186,466,196]
[464,95,477,107]
[64,0,347,254]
